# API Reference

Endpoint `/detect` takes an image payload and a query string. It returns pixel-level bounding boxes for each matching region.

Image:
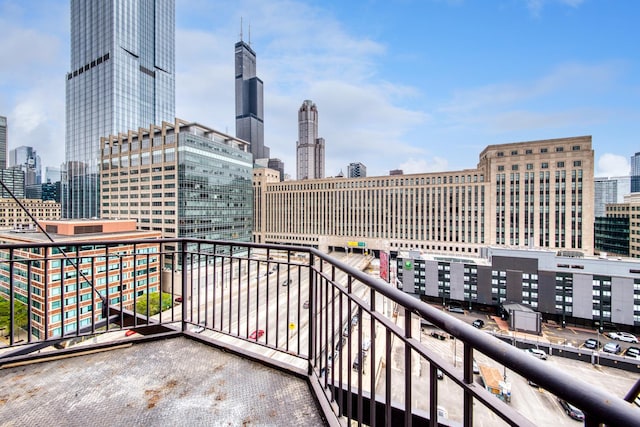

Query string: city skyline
[1,0,639,179]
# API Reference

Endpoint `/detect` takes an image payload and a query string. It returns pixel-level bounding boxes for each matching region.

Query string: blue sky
[1,0,638,178]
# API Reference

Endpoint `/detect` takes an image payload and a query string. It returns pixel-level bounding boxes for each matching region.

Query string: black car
[583,338,601,349]
[472,319,485,329]
[558,398,585,421]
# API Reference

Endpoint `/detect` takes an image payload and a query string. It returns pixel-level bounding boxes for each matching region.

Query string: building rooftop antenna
[240,17,243,41]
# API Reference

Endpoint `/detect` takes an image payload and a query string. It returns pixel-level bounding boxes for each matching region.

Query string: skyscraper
[348,162,367,178]
[64,0,175,219]
[631,152,640,193]
[0,116,7,169]
[296,100,325,180]
[10,146,41,185]
[235,36,268,161]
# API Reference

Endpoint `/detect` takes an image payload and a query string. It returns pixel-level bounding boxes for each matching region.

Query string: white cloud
[596,153,629,178]
[399,157,449,175]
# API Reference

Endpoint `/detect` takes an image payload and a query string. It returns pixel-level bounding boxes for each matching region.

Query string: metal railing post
[307,252,315,375]
[181,241,188,332]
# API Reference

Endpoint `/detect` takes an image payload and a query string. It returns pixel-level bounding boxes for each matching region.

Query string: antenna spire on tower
[248,23,251,46]
[240,17,243,41]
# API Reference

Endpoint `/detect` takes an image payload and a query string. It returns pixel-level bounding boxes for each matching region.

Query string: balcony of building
[0,239,638,426]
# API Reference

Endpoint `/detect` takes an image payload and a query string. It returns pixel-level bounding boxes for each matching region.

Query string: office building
[595,193,640,258]
[10,145,41,185]
[100,119,253,255]
[296,100,325,180]
[0,219,160,339]
[64,0,175,219]
[390,169,403,176]
[267,158,285,182]
[0,116,6,169]
[235,36,268,161]
[396,246,640,329]
[45,166,61,184]
[632,153,640,193]
[0,169,25,199]
[0,199,60,229]
[594,176,630,217]
[254,136,594,256]
[347,162,367,178]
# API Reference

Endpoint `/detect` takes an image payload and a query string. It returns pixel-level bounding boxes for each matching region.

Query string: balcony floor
[0,336,327,426]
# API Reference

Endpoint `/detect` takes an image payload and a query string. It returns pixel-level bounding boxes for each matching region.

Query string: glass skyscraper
[64,0,175,218]
[631,152,640,193]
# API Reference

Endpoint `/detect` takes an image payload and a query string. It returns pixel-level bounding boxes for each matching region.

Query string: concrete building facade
[0,199,60,229]
[255,136,595,256]
[0,115,6,169]
[100,119,253,257]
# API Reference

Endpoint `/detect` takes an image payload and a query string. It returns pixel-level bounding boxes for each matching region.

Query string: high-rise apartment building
[0,116,6,169]
[296,100,325,180]
[100,119,253,255]
[255,136,594,255]
[348,162,367,178]
[594,176,631,217]
[64,0,175,219]
[631,152,640,193]
[235,37,268,161]
[10,145,41,185]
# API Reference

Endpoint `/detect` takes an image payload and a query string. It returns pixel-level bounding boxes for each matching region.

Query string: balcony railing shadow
[0,239,638,426]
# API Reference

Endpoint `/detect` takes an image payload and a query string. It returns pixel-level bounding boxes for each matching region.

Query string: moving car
[525,348,548,360]
[249,329,265,340]
[472,319,485,329]
[362,339,371,352]
[583,338,601,349]
[603,341,622,354]
[281,279,289,286]
[447,306,465,314]
[558,398,585,421]
[303,300,309,309]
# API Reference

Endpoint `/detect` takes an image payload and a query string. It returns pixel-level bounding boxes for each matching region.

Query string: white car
[525,348,548,360]
[609,331,639,343]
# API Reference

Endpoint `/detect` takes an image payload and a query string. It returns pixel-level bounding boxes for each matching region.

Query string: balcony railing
[0,238,638,426]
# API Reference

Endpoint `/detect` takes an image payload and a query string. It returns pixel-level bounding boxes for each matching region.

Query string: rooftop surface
[0,337,327,426]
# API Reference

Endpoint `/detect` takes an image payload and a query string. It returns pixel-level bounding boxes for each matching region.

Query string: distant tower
[631,152,640,193]
[235,25,269,161]
[296,100,325,180]
[9,146,41,185]
[0,116,7,169]
[348,162,367,178]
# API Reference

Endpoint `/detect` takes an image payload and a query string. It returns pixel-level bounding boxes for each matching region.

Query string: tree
[0,297,28,333]
[134,292,173,317]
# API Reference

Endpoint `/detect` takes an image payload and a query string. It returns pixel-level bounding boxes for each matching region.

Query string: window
[540,148,548,153]
[498,165,504,171]
[512,165,519,171]
[541,162,548,169]
[556,146,564,152]
[573,161,582,167]
[557,161,565,168]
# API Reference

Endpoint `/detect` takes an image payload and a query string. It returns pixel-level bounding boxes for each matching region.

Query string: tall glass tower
[64,0,175,218]
[235,38,268,161]
[631,152,640,193]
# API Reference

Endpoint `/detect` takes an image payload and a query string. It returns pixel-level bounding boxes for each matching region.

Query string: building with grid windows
[594,176,630,218]
[347,162,367,178]
[254,136,594,256]
[396,246,640,330]
[0,116,7,169]
[0,219,160,340]
[64,0,175,219]
[100,119,253,258]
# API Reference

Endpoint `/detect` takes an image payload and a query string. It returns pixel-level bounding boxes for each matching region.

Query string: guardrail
[0,239,638,426]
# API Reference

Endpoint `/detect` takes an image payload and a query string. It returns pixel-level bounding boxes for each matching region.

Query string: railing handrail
[309,247,640,426]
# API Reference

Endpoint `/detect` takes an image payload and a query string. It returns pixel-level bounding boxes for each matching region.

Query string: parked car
[447,306,465,314]
[174,296,183,303]
[471,319,485,329]
[610,331,639,343]
[583,338,601,349]
[625,346,640,359]
[351,314,359,327]
[249,329,265,340]
[558,398,585,421]
[525,348,548,360]
[431,331,447,340]
[335,337,346,352]
[603,341,622,354]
